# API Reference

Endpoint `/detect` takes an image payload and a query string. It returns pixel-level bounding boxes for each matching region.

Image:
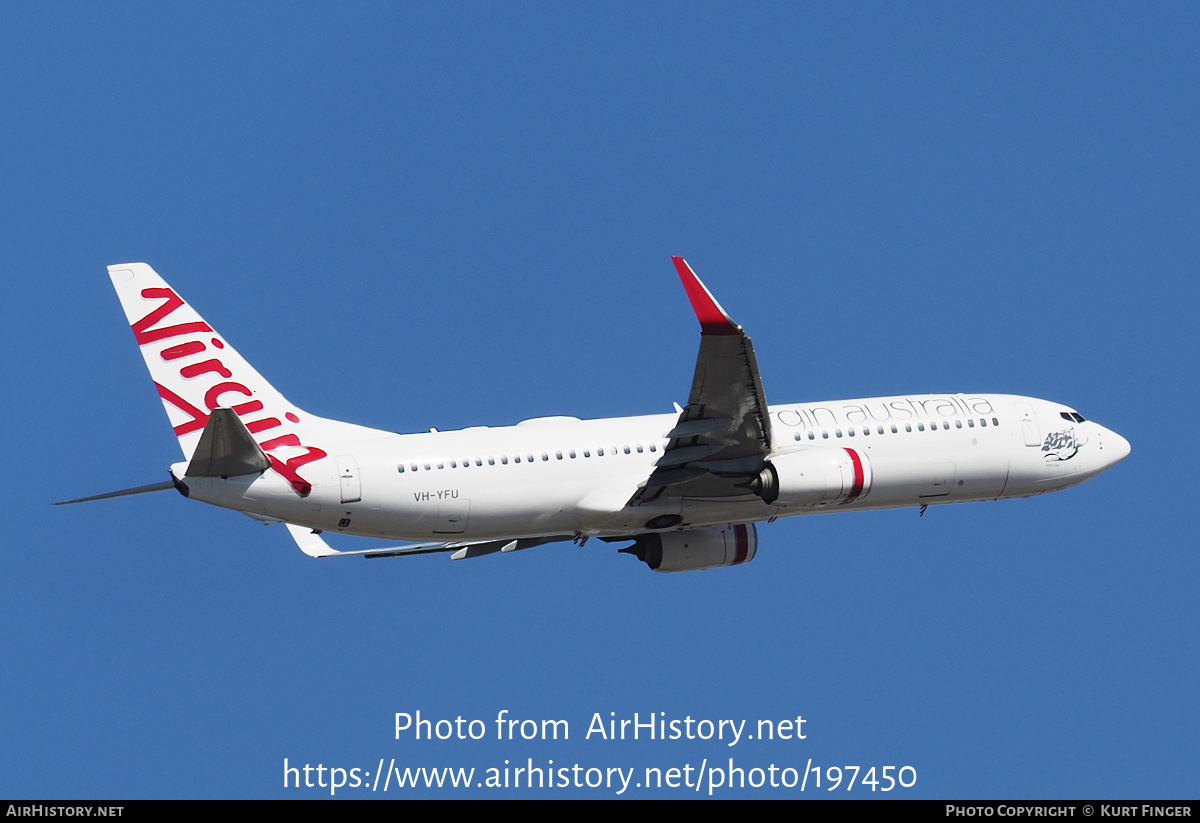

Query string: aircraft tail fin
[109,263,310,460]
[108,264,388,495]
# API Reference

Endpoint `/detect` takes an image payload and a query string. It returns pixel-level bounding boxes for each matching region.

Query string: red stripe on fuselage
[842,448,864,504]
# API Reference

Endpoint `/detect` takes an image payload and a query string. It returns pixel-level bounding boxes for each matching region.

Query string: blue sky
[2,3,1196,798]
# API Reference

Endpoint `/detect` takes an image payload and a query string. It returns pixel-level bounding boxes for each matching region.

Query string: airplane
[58,259,1131,572]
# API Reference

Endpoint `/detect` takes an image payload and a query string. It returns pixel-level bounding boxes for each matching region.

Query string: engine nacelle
[751,448,871,507]
[621,524,757,573]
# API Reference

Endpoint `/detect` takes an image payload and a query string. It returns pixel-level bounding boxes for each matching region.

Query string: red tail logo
[133,287,326,495]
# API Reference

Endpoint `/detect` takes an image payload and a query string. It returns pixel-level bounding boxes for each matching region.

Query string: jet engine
[750,448,871,507]
[620,524,757,573]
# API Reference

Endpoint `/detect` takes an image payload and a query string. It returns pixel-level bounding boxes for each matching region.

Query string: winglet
[672,257,740,335]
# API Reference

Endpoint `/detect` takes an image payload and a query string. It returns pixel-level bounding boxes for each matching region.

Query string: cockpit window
[1061,411,1088,423]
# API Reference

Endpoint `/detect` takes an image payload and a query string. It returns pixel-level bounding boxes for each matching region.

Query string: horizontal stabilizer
[55,479,177,506]
[185,408,270,478]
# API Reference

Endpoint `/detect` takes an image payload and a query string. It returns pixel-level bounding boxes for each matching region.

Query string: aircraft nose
[1104,428,1131,467]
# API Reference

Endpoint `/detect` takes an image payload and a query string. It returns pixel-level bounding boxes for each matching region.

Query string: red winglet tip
[672,257,739,335]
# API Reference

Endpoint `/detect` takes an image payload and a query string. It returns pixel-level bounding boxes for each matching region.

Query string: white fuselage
[93,262,1130,567]
[177,392,1130,542]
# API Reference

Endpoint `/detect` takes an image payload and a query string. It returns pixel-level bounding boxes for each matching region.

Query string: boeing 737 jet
[59,259,1130,572]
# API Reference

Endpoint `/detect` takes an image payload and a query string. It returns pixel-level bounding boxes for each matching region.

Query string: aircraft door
[1015,402,1041,447]
[336,454,362,503]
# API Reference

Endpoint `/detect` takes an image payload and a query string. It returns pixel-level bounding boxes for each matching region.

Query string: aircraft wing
[286,523,577,560]
[632,258,774,504]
